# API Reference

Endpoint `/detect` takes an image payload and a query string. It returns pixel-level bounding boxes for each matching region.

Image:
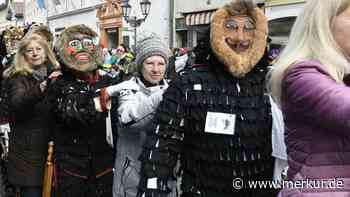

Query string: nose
[234,27,245,41]
[31,49,40,56]
[151,64,162,73]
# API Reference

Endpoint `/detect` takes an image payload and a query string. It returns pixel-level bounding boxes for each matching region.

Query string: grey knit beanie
[135,33,170,71]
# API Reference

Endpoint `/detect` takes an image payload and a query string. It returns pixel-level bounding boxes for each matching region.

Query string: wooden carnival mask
[56,24,103,72]
[210,0,267,77]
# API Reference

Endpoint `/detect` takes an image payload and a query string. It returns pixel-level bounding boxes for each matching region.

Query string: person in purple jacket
[269,0,350,196]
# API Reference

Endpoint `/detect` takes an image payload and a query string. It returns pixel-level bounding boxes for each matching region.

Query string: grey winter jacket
[108,77,168,197]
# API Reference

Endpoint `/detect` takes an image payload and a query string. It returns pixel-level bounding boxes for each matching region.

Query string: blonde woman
[269,0,350,196]
[3,35,59,197]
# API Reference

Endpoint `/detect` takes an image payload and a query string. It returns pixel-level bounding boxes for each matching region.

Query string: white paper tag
[147,178,158,189]
[193,84,202,91]
[204,112,236,135]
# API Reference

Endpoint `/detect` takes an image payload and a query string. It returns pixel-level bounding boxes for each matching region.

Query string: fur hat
[135,33,170,71]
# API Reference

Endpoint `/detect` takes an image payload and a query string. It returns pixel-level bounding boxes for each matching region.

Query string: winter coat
[278,60,350,196]
[138,62,276,197]
[47,69,116,197]
[5,73,49,186]
[107,76,168,197]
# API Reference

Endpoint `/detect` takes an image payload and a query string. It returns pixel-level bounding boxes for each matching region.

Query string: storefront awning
[185,10,215,26]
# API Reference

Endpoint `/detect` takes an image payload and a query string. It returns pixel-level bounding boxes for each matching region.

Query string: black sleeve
[138,78,185,196]
[47,77,106,127]
[7,75,43,119]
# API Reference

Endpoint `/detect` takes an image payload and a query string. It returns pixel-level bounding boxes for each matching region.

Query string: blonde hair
[3,35,59,78]
[269,0,350,104]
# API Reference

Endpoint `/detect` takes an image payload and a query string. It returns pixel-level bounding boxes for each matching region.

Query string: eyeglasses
[68,38,96,51]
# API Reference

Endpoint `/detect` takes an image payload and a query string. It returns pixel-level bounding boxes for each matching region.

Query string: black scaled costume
[47,24,115,197]
[138,1,276,197]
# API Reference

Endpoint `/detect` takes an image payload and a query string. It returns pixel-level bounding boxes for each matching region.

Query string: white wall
[46,0,102,17]
[47,9,99,35]
[175,0,231,18]
[24,0,47,24]
[265,3,305,20]
[122,0,170,48]
[45,0,105,37]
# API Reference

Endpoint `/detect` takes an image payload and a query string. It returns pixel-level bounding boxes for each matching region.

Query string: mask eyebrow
[224,16,256,30]
[69,34,91,41]
[245,17,255,26]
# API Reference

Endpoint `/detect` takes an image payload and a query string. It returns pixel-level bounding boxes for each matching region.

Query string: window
[268,16,296,46]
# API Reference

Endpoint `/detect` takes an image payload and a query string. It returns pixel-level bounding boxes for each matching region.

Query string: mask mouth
[225,38,250,53]
[74,52,90,61]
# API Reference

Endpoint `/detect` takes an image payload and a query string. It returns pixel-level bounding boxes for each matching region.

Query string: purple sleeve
[282,61,350,134]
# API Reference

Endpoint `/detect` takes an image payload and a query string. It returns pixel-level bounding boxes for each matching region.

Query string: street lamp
[121,0,151,50]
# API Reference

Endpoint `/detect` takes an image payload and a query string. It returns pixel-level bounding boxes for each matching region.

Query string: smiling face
[24,40,46,68]
[56,25,103,73]
[224,16,255,53]
[141,55,166,85]
[61,33,99,72]
[210,5,267,77]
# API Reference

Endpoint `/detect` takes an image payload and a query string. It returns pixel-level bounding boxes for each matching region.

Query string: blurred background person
[166,47,189,80]
[269,0,350,196]
[115,44,136,81]
[102,47,112,65]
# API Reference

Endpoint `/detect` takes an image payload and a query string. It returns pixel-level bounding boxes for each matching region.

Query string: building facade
[96,0,123,49]
[45,0,124,49]
[24,0,46,24]
[0,0,24,31]
[265,0,306,46]
[123,0,171,51]
[22,0,307,51]
[174,0,233,48]
[46,0,103,38]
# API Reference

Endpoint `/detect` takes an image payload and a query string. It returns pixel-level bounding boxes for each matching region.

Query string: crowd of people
[0,0,348,196]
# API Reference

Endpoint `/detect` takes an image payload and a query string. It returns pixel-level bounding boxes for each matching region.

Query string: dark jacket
[5,73,49,186]
[47,69,115,197]
[279,60,350,196]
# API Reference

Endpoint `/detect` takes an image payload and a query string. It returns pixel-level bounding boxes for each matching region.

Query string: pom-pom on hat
[135,33,170,71]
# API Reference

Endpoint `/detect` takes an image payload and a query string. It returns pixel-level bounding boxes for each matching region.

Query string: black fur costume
[47,25,116,197]
[138,1,276,197]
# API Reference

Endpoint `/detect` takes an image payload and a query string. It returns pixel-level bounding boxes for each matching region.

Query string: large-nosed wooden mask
[210,2,267,77]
